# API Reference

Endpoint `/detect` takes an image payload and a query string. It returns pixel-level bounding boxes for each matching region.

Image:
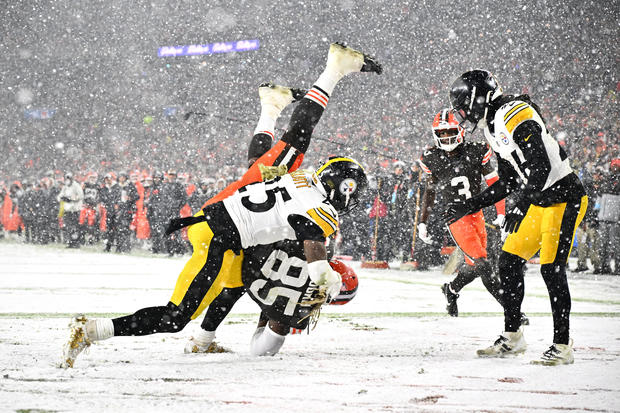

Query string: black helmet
[316,157,368,215]
[449,70,503,125]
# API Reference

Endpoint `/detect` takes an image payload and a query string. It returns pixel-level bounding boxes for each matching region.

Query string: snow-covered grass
[1,241,619,412]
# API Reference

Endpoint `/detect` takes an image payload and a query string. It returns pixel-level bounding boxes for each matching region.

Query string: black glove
[502,206,526,234]
[444,200,474,225]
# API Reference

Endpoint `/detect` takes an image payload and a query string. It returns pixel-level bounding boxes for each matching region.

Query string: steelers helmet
[316,156,368,215]
[432,108,465,152]
[449,70,503,126]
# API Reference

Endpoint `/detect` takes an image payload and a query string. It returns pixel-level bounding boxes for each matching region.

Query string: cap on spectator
[167,169,177,176]
[65,172,73,180]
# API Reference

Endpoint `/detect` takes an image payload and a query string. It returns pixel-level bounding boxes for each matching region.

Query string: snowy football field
[1,241,619,412]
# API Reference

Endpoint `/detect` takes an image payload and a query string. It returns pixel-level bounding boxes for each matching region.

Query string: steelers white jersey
[484,100,572,191]
[223,169,339,248]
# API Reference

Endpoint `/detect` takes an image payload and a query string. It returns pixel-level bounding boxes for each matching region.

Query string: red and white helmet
[328,260,358,305]
[432,108,465,152]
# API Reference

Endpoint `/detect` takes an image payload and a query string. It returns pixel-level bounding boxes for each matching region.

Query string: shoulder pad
[496,100,536,134]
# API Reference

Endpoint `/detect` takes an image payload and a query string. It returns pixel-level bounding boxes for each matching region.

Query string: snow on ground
[1,241,619,412]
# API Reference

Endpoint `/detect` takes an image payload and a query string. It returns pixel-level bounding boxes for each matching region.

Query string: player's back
[223,170,337,248]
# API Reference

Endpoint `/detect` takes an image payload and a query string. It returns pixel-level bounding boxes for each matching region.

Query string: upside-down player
[182,86,361,357]
[418,108,506,317]
[445,70,587,365]
[60,42,381,367]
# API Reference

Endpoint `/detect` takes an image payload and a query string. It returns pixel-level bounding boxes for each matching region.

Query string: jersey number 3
[451,176,472,200]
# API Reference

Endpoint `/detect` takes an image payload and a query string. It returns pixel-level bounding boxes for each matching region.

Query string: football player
[418,109,506,317]
[61,42,380,367]
[445,70,587,365]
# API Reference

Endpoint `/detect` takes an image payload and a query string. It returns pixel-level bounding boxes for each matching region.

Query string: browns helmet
[432,109,465,152]
[328,259,358,305]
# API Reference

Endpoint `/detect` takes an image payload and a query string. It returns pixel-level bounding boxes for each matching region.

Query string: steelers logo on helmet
[316,156,368,215]
[339,178,357,195]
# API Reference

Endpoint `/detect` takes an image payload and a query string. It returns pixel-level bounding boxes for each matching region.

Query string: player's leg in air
[186,42,382,354]
[60,42,382,367]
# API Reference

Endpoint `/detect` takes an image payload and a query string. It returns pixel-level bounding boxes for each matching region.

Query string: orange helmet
[328,259,358,305]
[432,108,465,152]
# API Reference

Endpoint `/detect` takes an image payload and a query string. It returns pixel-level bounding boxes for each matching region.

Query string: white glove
[492,214,509,240]
[307,260,342,301]
[418,223,432,245]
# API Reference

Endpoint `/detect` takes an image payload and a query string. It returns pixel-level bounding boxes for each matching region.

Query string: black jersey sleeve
[287,214,326,242]
[512,120,552,206]
[464,157,522,211]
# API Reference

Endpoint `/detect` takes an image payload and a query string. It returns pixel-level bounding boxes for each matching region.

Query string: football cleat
[327,42,383,76]
[520,312,530,326]
[531,339,574,366]
[59,314,92,368]
[477,329,527,358]
[441,283,459,317]
[258,83,306,112]
[184,338,231,354]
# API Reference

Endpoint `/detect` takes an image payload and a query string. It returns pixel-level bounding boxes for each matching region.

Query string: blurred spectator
[597,159,620,274]
[574,167,603,272]
[114,172,139,253]
[99,173,120,252]
[161,170,188,256]
[145,171,166,254]
[57,173,84,248]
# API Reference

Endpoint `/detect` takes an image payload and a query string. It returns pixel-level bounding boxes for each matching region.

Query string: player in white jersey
[60,41,379,368]
[445,70,587,365]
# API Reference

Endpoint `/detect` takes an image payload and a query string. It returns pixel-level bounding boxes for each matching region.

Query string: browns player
[418,108,506,316]
[446,70,587,365]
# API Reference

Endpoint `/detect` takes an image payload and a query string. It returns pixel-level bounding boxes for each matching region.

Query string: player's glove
[502,207,526,234]
[444,200,475,225]
[417,223,432,244]
[491,214,509,240]
[307,260,342,302]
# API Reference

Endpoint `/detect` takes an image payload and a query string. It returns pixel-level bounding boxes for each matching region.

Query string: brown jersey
[419,142,495,203]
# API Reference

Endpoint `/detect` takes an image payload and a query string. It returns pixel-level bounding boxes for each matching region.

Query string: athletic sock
[253,110,278,139]
[304,86,330,110]
[86,318,115,341]
[313,70,341,97]
[250,326,286,356]
[193,329,216,347]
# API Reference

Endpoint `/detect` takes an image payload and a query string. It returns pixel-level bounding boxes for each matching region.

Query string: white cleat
[184,338,231,354]
[326,42,383,76]
[258,83,306,113]
[59,314,92,368]
[477,328,527,358]
[531,339,574,366]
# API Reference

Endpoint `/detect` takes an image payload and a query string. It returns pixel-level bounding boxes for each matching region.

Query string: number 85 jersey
[223,169,339,248]
[418,142,496,203]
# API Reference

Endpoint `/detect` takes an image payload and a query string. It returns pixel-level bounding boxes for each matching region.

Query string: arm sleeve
[465,158,521,211]
[287,214,326,242]
[481,150,505,215]
[512,120,551,206]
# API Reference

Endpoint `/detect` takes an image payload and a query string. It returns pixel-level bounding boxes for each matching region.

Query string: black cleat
[361,53,383,75]
[442,283,459,317]
[290,88,308,101]
[520,312,530,326]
